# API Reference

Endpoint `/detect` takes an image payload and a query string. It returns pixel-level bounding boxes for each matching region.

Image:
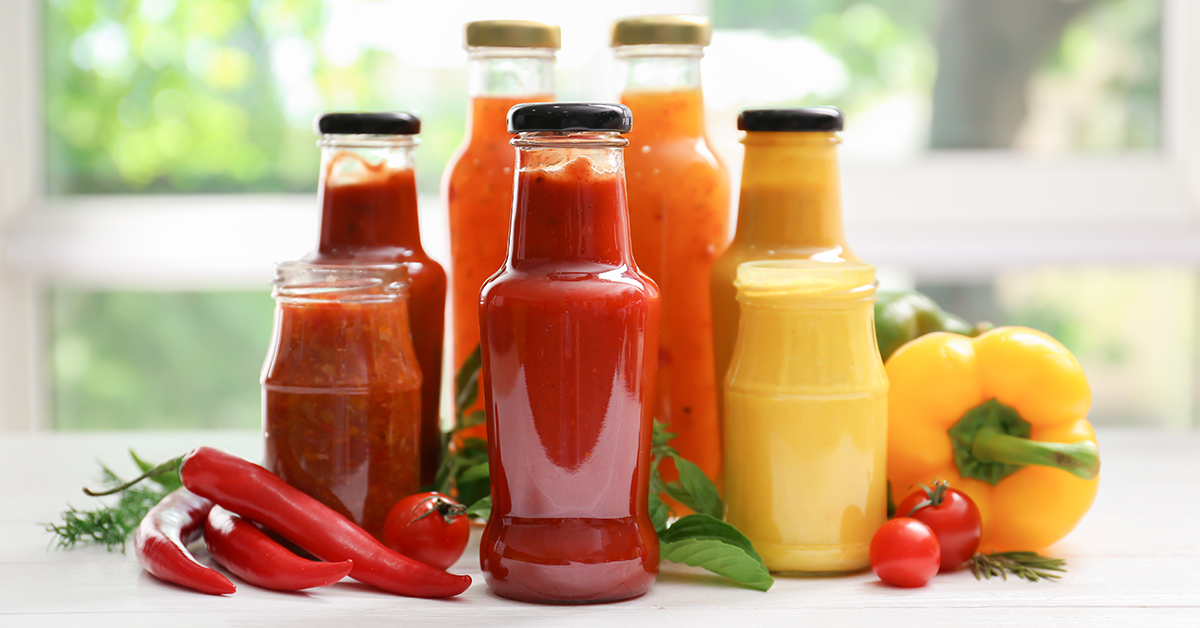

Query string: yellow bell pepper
[886,326,1100,552]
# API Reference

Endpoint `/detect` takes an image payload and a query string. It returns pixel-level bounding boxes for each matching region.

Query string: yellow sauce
[711,131,857,451]
[723,260,887,573]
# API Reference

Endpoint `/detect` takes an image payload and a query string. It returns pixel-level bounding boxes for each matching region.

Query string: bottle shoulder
[482,263,658,302]
[626,134,727,173]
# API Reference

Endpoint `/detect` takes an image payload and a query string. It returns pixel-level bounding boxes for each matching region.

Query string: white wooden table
[2,428,1197,627]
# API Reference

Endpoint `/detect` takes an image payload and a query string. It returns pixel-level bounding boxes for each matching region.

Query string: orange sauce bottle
[711,107,858,439]
[612,15,730,486]
[444,20,559,408]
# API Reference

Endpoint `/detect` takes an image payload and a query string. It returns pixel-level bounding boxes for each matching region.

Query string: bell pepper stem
[971,426,1100,481]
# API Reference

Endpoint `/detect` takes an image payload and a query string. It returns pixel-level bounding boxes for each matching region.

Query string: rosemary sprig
[971,551,1067,582]
[44,453,178,552]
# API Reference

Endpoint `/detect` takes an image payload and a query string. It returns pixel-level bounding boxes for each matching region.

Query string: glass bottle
[612,15,730,488]
[306,112,446,487]
[479,103,660,603]
[262,262,422,541]
[445,20,559,402]
[724,259,887,573]
[711,107,857,440]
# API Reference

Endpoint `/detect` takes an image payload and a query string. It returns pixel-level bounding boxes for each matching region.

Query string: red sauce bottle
[479,103,661,603]
[262,262,422,540]
[306,112,447,486]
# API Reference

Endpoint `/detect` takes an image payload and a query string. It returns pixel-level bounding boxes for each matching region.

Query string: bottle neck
[735,132,850,254]
[466,48,556,142]
[315,136,423,258]
[506,133,634,267]
[616,46,705,137]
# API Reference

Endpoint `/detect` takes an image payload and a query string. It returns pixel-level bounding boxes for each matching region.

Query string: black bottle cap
[737,107,843,132]
[508,103,633,133]
[314,112,421,135]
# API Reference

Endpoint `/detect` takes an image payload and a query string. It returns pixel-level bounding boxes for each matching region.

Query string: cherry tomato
[870,518,941,588]
[382,492,469,571]
[895,481,982,572]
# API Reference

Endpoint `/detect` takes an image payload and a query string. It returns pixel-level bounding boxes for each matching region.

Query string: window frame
[2,0,1198,430]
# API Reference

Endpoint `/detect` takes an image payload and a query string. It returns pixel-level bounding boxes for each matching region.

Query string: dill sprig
[44,452,181,552]
[971,551,1067,582]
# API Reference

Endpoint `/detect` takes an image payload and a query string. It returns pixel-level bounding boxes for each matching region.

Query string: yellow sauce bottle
[724,260,887,573]
[711,108,857,444]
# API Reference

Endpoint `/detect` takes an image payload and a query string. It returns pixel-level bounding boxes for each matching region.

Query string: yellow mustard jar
[723,259,888,573]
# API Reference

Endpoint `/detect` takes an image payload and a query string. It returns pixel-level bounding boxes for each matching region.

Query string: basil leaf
[465,495,491,520]
[667,455,723,519]
[455,476,491,510]
[458,461,490,484]
[648,490,670,533]
[455,346,482,416]
[651,420,678,458]
[659,514,773,591]
[461,410,486,429]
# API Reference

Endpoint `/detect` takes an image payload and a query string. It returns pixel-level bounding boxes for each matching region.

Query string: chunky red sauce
[479,150,661,603]
[307,154,446,486]
[262,274,422,541]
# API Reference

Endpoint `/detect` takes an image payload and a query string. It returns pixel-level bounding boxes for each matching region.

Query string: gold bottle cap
[611,15,712,47]
[464,20,561,50]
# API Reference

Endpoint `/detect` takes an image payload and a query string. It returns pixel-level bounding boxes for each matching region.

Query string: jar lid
[611,15,712,47]
[735,259,875,299]
[738,107,844,132]
[508,102,633,133]
[315,112,421,136]
[465,20,561,50]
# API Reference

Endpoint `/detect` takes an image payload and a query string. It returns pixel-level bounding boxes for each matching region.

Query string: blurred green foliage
[712,0,1160,150]
[1043,0,1161,149]
[712,0,942,114]
[44,0,465,194]
[51,290,274,430]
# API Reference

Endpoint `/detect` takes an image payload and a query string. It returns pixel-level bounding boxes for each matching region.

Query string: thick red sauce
[262,285,422,541]
[307,154,446,486]
[479,151,661,603]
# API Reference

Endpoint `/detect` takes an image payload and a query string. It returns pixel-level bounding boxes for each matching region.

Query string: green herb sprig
[431,345,490,507]
[44,451,182,552]
[971,551,1067,582]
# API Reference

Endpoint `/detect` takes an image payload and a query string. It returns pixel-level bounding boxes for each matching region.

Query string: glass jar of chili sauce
[611,15,730,491]
[262,262,422,541]
[305,112,446,487]
[479,103,661,603]
[444,21,559,420]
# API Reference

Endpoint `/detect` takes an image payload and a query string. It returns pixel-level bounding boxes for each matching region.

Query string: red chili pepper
[204,504,354,591]
[180,447,471,598]
[134,488,236,596]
